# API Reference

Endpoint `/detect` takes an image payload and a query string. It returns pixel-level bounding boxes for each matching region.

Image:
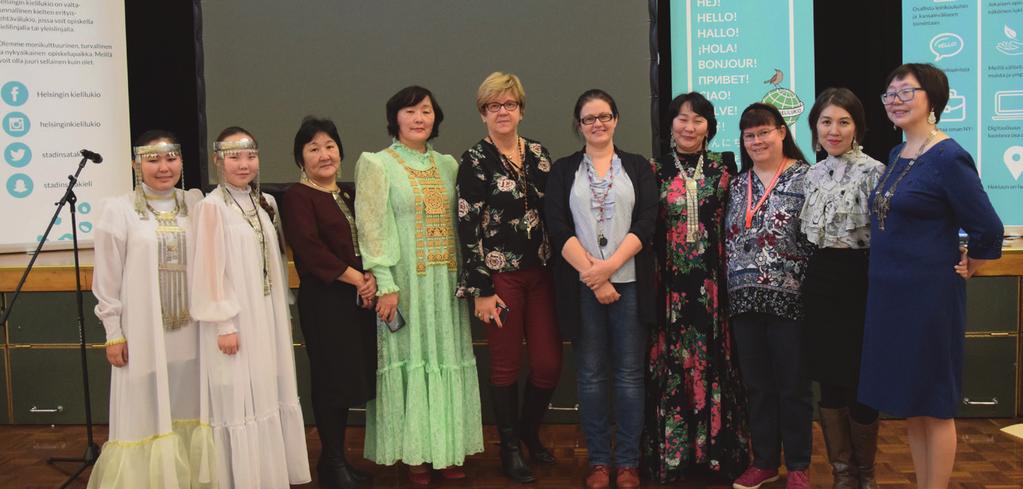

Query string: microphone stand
[0,152,101,488]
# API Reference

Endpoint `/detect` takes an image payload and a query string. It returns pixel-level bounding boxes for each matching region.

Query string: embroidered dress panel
[386,147,458,274]
[146,196,191,330]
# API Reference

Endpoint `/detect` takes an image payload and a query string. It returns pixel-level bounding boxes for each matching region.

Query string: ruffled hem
[365,358,484,468]
[87,419,217,489]
[211,402,310,488]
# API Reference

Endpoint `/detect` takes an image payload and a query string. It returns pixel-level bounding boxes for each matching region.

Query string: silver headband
[214,138,259,159]
[133,142,181,162]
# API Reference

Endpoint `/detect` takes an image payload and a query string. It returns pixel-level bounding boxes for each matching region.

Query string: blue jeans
[576,282,645,467]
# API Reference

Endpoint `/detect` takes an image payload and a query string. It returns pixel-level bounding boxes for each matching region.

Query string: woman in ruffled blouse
[800,88,884,489]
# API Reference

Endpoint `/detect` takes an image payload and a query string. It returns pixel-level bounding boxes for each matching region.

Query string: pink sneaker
[785,469,809,489]
[732,466,780,489]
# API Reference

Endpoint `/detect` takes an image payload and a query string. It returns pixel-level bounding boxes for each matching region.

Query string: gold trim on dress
[385,147,458,275]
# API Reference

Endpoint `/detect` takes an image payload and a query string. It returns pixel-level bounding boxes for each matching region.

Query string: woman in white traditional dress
[190,126,311,488]
[90,130,216,489]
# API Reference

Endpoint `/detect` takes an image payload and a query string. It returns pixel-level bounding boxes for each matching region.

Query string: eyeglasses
[880,87,924,105]
[741,127,780,142]
[483,101,520,113]
[580,113,614,125]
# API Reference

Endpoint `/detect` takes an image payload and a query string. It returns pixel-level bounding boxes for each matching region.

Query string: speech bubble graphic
[930,33,964,61]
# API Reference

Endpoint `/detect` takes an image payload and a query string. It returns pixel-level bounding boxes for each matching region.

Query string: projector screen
[200,0,653,184]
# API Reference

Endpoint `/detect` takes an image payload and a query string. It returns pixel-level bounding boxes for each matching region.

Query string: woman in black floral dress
[455,72,560,485]
[644,92,750,483]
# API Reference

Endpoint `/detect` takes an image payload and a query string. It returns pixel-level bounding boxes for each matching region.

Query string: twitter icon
[4,142,31,168]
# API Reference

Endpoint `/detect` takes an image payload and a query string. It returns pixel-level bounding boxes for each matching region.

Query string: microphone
[80,149,103,163]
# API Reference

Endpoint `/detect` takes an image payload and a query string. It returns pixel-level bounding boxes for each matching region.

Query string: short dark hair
[386,85,444,140]
[808,87,867,147]
[135,129,178,147]
[293,116,344,168]
[573,89,619,132]
[884,63,949,123]
[738,102,807,171]
[667,92,718,143]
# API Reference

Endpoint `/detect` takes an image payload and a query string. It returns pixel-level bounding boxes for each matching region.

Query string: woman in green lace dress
[355,85,484,485]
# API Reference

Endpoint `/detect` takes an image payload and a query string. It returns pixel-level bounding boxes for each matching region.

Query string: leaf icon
[1007,25,1018,40]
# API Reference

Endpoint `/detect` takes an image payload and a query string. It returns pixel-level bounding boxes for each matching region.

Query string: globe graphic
[762,88,805,126]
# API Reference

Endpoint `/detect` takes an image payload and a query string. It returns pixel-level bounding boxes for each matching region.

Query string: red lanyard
[745,160,789,229]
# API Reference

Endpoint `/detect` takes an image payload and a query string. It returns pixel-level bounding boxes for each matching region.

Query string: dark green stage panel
[0,348,8,424]
[9,347,111,424]
[7,293,104,344]
[965,277,1019,333]
[959,335,1017,418]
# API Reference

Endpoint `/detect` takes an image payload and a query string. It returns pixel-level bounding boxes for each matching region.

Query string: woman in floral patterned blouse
[725,103,815,489]
[644,92,750,483]
[455,72,560,485]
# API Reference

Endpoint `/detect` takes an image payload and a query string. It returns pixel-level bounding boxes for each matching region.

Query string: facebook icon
[2,81,28,107]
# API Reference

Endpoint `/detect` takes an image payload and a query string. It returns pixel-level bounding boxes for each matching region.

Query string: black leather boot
[491,384,536,484]
[519,383,556,465]
[850,417,880,489]
[315,405,366,489]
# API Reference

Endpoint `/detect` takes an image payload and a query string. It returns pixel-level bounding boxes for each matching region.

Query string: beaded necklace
[672,150,705,243]
[221,186,272,295]
[872,130,938,231]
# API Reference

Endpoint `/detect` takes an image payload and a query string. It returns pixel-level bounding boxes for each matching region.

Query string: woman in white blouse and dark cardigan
[800,88,884,489]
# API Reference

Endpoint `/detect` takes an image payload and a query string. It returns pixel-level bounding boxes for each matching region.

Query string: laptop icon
[993,90,1023,121]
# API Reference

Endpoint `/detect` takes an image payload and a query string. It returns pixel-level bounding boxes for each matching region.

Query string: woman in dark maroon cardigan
[282,116,378,489]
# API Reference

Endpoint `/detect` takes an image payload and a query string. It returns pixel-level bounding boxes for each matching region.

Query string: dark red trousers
[487,266,562,389]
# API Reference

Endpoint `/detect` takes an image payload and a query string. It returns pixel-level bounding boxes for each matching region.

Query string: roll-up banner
[0,0,131,252]
[670,0,816,156]
[903,0,1023,226]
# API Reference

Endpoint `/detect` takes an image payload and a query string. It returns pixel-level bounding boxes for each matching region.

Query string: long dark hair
[214,126,275,222]
[737,103,806,171]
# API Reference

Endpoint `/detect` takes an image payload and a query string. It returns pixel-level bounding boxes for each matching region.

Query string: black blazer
[544,148,658,341]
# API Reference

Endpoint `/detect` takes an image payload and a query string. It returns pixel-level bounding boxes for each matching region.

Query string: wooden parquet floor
[2,419,1023,488]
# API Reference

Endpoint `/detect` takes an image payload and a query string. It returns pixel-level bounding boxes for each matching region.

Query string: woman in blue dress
[859,63,1003,489]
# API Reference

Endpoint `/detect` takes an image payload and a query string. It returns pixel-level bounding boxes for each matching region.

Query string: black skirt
[802,248,869,387]
[297,277,377,408]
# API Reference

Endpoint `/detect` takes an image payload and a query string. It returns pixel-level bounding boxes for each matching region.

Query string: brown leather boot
[849,418,880,489]
[819,406,859,489]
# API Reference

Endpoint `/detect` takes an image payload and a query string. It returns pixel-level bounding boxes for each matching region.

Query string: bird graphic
[764,69,784,86]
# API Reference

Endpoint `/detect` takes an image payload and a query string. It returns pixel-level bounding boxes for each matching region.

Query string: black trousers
[731,312,813,471]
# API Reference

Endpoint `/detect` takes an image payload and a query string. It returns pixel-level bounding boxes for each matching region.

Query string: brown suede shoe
[585,465,611,489]
[616,467,641,488]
